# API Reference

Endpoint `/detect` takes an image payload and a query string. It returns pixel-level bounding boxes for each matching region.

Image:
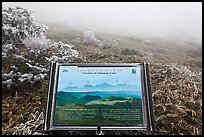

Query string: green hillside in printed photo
[56,91,102,105]
[54,91,143,126]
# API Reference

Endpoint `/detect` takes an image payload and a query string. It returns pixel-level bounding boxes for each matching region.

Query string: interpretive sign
[44,63,154,132]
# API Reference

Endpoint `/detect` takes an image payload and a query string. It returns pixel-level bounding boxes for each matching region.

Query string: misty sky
[2,2,202,42]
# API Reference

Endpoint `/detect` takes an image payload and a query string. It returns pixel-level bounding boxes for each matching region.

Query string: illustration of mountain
[94,82,114,90]
[115,83,131,88]
[95,82,113,88]
[63,82,138,92]
[64,86,79,91]
[94,83,137,91]
[113,83,135,91]
[82,84,95,90]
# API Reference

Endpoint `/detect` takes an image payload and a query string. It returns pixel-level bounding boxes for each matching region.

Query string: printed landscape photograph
[54,65,145,126]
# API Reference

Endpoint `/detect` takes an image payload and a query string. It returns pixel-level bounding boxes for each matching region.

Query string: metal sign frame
[44,62,155,132]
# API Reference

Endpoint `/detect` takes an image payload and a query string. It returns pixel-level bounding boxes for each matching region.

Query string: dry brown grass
[2,27,202,135]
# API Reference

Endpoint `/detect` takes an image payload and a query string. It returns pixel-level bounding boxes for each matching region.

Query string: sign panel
[44,63,154,131]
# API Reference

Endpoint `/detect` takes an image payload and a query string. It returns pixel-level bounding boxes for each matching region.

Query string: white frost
[18,73,33,82]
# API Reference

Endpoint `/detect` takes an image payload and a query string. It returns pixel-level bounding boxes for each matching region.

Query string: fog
[2,2,202,43]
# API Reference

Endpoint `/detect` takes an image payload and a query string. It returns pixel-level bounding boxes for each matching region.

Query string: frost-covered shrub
[82,30,104,47]
[83,31,98,44]
[2,6,48,46]
[2,6,79,94]
[22,35,48,49]
[45,41,79,62]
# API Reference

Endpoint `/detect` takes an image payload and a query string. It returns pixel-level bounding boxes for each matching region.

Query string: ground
[2,25,202,135]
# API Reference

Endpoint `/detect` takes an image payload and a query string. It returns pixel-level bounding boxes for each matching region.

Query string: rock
[121,48,140,55]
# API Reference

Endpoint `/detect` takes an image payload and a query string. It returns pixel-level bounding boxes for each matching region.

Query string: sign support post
[96,126,104,135]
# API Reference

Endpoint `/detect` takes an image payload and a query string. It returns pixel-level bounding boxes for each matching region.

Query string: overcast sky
[2,2,202,43]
